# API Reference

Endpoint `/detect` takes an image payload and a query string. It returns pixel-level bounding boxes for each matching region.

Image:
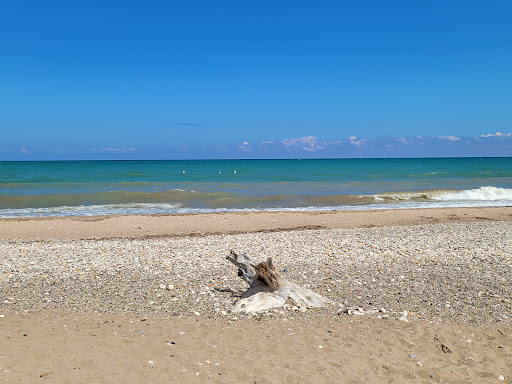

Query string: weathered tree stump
[226,250,334,313]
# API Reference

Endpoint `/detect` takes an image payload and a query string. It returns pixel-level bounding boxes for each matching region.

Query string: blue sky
[1,0,511,160]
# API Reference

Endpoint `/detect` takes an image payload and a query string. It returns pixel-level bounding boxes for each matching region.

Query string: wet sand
[1,206,511,240]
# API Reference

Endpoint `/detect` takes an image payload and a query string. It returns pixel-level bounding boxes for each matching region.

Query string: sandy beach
[1,207,511,383]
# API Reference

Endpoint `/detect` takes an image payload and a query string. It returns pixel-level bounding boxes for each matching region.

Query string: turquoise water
[1,158,511,217]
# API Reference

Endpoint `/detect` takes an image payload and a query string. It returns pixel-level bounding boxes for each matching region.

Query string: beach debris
[226,250,334,313]
[433,337,452,353]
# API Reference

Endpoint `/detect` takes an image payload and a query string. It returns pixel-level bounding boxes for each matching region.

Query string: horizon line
[1,155,511,162]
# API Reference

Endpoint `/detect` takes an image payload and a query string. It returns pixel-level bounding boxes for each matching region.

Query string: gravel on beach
[1,221,511,325]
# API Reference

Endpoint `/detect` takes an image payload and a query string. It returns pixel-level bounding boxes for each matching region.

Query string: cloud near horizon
[4,132,511,160]
[281,136,323,151]
[438,136,461,141]
[227,132,512,158]
[238,141,251,151]
[480,131,512,137]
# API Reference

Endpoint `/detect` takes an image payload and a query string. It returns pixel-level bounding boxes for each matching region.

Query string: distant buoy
[219,171,222,174]
[234,170,236,174]
[183,170,185,174]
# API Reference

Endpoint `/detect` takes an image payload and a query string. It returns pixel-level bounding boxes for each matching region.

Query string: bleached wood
[227,250,334,313]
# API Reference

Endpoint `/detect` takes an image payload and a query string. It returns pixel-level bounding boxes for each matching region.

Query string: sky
[1,0,511,160]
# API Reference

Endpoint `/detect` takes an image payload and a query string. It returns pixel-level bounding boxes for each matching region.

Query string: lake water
[1,158,511,217]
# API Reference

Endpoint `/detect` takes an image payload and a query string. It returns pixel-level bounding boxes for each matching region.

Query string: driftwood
[226,250,334,313]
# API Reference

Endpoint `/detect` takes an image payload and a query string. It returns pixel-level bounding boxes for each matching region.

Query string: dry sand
[1,207,511,383]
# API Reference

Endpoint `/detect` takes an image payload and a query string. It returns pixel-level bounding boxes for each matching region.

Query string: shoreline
[1,206,512,240]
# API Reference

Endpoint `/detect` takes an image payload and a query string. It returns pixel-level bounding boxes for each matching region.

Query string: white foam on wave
[434,186,512,201]
[1,186,511,218]
[372,191,442,201]
[372,186,512,202]
[0,203,183,218]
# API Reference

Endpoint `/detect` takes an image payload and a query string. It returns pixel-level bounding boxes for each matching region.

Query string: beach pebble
[0,221,511,326]
[409,352,416,359]
[337,307,348,315]
[498,375,504,381]
[148,360,154,365]
[399,316,409,322]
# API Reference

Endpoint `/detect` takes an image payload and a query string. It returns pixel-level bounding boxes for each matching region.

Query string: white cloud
[20,148,31,154]
[238,141,251,151]
[438,136,461,141]
[349,136,366,147]
[480,131,512,137]
[281,136,323,151]
[396,137,408,145]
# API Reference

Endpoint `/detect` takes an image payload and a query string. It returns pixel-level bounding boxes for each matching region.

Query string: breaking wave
[1,186,510,218]
[434,186,512,201]
[372,186,512,202]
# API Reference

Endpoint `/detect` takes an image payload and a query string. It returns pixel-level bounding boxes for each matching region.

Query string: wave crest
[435,186,512,201]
